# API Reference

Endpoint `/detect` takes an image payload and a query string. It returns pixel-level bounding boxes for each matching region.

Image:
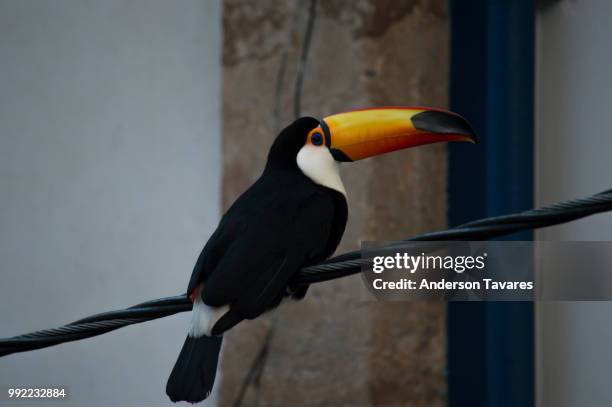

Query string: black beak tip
[412,110,478,144]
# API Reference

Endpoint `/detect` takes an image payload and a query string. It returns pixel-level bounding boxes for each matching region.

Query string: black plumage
[165,335,222,403]
[189,117,347,326]
[167,117,347,403]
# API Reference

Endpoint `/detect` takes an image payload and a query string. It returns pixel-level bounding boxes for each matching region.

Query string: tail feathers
[166,335,222,403]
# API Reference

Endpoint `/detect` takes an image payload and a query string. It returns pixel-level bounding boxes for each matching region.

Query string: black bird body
[166,108,476,403]
[167,118,347,403]
[189,164,348,327]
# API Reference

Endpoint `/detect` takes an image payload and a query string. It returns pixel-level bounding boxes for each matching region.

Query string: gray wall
[536,0,612,406]
[0,1,221,406]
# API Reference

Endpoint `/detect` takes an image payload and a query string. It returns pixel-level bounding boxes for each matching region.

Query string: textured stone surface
[220,1,448,405]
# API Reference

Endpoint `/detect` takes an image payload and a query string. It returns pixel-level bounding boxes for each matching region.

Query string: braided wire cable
[2,188,612,357]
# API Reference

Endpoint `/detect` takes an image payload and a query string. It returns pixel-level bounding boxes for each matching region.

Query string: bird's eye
[311,132,324,146]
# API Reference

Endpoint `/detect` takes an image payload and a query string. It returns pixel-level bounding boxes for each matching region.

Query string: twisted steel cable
[2,188,612,357]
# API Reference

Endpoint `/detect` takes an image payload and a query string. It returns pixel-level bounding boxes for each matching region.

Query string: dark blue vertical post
[485,1,534,406]
[448,0,534,406]
[448,1,488,406]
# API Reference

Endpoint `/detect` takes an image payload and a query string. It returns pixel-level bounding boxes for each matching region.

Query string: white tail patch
[189,287,229,337]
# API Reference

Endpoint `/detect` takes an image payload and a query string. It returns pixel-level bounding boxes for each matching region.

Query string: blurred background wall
[0,1,221,406]
[0,0,452,406]
[11,1,612,407]
[220,0,449,405]
[536,0,612,406]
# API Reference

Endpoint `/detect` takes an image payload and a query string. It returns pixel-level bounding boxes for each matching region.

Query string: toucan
[165,107,476,403]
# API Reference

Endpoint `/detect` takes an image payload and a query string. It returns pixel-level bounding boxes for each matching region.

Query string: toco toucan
[165,107,476,403]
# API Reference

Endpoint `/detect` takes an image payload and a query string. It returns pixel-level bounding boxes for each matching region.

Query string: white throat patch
[296,144,346,196]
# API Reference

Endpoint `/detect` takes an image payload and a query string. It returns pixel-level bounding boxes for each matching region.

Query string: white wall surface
[0,1,221,405]
[537,1,612,406]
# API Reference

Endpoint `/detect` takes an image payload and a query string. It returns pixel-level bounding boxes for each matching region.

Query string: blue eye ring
[311,132,324,146]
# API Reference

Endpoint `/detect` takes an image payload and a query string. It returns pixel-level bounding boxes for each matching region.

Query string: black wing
[202,188,337,316]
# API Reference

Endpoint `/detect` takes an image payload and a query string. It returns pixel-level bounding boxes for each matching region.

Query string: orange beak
[307,107,477,161]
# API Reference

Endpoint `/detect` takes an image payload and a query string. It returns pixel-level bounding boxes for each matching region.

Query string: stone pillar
[221,1,448,405]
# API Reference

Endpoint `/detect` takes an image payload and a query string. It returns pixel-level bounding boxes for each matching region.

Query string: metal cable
[2,188,612,357]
